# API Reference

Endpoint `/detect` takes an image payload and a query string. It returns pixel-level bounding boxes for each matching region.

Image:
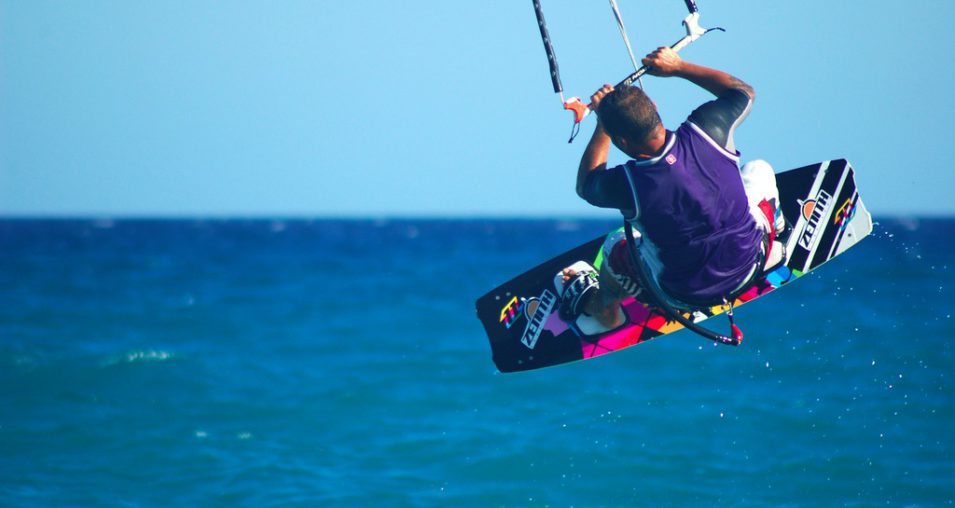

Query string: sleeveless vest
[620,122,762,302]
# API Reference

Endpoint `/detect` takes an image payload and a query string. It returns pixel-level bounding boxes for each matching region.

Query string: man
[556,46,784,333]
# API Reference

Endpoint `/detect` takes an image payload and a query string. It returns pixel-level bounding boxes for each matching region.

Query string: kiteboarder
[557,47,785,332]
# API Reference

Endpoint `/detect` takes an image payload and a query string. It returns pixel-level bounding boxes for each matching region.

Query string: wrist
[672,60,694,78]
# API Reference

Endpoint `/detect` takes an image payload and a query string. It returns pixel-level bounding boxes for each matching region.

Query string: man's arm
[573,84,634,210]
[644,47,754,153]
[641,46,754,100]
[576,85,613,199]
[577,125,612,199]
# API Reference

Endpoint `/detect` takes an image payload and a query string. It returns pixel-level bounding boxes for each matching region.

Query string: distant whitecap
[98,349,174,367]
[126,350,172,362]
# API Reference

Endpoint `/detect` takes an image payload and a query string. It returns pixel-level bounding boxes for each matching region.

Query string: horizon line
[0,213,952,221]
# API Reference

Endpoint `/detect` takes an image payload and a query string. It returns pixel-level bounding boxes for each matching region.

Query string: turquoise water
[1,218,953,507]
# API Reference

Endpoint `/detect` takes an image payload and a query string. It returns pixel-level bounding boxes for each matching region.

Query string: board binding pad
[475,159,873,373]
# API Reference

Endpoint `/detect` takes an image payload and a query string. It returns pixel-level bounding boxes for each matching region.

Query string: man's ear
[613,135,631,153]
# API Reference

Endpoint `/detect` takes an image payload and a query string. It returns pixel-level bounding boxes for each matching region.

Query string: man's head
[597,86,664,155]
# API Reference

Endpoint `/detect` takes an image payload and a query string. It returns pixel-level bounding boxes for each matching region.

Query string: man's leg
[588,263,628,328]
[557,226,650,331]
[740,159,786,269]
[740,159,783,234]
[577,228,644,328]
[558,263,626,330]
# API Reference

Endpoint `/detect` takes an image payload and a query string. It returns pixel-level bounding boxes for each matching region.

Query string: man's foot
[554,262,625,332]
[555,262,600,323]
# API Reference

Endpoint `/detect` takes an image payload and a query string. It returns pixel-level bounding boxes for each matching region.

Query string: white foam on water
[100,349,175,366]
[124,350,173,363]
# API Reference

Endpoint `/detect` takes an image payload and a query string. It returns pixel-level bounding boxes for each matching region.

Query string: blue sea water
[0,218,953,507]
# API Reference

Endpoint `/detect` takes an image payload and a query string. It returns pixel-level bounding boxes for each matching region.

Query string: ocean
[1,218,952,507]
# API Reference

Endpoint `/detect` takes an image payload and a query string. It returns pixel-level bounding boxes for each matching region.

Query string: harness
[660,227,770,310]
[623,220,772,346]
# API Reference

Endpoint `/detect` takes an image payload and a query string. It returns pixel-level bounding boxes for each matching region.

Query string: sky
[1,1,953,218]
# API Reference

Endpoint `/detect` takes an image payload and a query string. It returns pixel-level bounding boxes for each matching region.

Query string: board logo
[499,296,525,329]
[833,197,856,233]
[797,189,833,250]
[499,295,546,330]
[520,289,556,350]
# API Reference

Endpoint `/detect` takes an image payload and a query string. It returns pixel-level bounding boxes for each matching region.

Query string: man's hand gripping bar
[563,11,724,139]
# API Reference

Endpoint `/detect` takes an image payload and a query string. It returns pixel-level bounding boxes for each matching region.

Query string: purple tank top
[621,122,762,302]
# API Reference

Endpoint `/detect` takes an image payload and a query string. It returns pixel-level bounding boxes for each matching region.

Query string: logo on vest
[665,154,677,165]
[797,190,833,251]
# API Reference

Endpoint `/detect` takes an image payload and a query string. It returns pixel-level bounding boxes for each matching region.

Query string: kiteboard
[475,159,872,373]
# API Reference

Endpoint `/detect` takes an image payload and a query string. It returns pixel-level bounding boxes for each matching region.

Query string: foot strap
[555,261,600,323]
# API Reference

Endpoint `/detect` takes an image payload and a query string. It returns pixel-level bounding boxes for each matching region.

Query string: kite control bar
[533,0,724,142]
[561,7,724,140]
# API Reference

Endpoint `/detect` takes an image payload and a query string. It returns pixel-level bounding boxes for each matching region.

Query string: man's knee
[740,159,779,206]
[600,232,643,298]
[740,159,775,189]
[740,159,774,177]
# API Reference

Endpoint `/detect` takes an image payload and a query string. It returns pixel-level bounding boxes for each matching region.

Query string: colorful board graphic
[475,160,873,373]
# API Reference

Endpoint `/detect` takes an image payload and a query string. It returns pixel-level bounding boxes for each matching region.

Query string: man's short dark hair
[597,86,661,145]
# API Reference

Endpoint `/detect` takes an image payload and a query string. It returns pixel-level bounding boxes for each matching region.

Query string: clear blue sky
[2,1,953,217]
